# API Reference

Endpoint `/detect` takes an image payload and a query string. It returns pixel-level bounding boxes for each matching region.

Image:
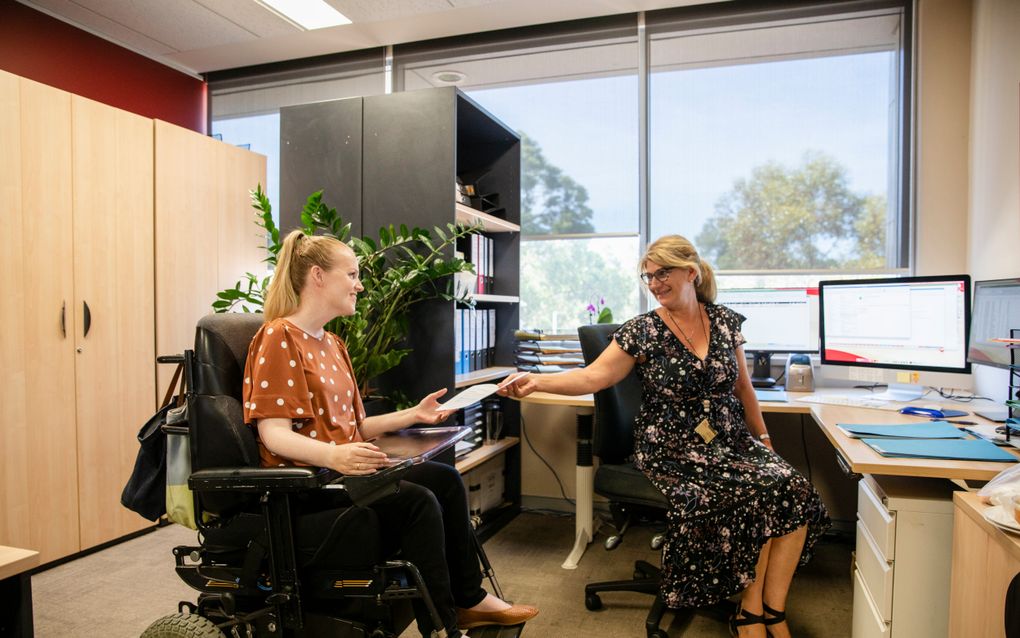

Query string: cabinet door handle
[83,300,92,338]
[60,301,66,338]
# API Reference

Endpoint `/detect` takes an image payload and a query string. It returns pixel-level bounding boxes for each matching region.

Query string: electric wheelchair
[142,314,514,638]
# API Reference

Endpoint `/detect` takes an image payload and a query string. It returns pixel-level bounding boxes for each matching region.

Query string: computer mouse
[899,406,944,418]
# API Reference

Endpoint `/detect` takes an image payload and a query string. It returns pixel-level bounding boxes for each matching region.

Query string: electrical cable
[520,412,575,506]
[798,413,812,483]
[926,387,995,402]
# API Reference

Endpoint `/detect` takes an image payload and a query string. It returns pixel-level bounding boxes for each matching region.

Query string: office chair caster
[141,612,226,638]
[605,534,622,550]
[585,593,604,611]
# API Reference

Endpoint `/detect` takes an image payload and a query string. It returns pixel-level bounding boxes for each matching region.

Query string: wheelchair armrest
[188,459,414,503]
[189,467,332,492]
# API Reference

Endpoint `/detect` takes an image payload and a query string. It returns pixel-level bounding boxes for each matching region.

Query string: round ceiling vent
[431,70,467,86]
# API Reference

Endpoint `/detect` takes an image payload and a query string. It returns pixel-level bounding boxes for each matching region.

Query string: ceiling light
[431,70,467,86]
[256,0,352,30]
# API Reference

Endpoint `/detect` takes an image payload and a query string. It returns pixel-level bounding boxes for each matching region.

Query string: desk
[519,392,595,569]
[521,389,1017,574]
[0,545,39,638]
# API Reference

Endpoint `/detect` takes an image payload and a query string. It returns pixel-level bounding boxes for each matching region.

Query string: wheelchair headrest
[194,313,265,400]
[577,324,642,464]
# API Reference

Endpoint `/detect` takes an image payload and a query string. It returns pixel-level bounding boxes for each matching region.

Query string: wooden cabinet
[0,72,80,564]
[949,492,1020,638]
[154,120,266,392]
[0,73,157,561]
[0,70,266,565]
[72,95,156,550]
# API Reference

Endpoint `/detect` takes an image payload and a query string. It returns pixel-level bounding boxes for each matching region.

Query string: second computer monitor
[715,287,819,387]
[818,274,971,400]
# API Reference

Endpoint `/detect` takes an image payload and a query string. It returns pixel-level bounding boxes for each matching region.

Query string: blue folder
[838,421,966,439]
[860,437,1018,462]
[755,389,788,403]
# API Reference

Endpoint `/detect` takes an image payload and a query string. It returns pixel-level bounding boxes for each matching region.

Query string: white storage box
[465,453,505,516]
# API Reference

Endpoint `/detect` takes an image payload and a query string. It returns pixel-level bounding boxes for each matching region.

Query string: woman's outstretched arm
[499,339,636,398]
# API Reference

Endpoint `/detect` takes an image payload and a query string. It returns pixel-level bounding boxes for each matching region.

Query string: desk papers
[860,437,1017,462]
[837,422,966,439]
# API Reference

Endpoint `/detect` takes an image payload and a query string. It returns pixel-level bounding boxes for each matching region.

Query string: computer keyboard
[795,394,901,411]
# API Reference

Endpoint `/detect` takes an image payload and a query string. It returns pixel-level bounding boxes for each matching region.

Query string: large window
[397,22,641,332]
[208,2,913,328]
[648,5,909,294]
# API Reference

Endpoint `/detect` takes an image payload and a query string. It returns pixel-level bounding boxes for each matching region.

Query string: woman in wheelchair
[242,230,537,637]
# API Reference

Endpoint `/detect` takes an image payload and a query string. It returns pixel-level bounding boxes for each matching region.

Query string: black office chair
[577,324,732,638]
[143,313,449,638]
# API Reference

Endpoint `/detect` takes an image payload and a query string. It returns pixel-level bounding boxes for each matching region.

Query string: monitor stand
[750,352,777,388]
[871,383,924,402]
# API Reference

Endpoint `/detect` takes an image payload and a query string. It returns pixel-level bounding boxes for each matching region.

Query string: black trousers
[370,461,487,635]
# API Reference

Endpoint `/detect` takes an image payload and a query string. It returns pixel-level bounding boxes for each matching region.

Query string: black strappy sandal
[729,607,767,637]
[762,603,787,638]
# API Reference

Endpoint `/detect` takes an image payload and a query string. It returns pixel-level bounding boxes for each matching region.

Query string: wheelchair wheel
[141,612,226,638]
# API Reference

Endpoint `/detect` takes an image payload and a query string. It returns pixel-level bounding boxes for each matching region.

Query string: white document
[436,372,530,412]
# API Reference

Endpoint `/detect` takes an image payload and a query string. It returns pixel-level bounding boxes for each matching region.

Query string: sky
[467,51,893,240]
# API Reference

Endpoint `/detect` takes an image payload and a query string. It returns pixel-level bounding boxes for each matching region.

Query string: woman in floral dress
[500,235,829,638]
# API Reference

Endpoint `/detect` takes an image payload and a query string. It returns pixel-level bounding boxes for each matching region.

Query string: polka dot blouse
[243,318,366,468]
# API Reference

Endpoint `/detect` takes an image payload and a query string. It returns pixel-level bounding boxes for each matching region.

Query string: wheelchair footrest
[466,623,525,638]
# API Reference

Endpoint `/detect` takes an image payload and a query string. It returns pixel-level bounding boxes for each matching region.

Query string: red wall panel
[0,1,207,133]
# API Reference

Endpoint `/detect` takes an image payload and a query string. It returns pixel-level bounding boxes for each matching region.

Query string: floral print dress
[614,304,830,608]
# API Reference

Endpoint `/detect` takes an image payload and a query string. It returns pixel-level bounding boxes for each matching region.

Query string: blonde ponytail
[263,230,347,321]
[641,235,717,303]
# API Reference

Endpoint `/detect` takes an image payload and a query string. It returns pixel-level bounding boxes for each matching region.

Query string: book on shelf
[454,307,497,374]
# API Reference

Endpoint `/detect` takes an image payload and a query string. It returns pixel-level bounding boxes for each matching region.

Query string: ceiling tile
[194,0,298,38]
[330,0,455,23]
[52,0,274,51]
[23,0,178,54]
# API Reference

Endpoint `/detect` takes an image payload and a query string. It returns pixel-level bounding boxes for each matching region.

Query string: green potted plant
[213,185,479,401]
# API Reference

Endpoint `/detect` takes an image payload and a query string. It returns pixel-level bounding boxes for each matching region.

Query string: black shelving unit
[280,88,523,536]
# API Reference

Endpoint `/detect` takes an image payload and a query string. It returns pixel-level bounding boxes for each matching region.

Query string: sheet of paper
[435,371,530,412]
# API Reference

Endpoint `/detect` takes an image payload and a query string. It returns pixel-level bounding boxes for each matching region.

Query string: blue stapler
[899,406,969,419]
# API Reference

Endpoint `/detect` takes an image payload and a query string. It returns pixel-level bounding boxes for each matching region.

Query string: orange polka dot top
[243,318,366,468]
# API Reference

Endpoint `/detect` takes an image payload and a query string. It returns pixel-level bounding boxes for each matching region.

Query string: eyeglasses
[639,267,674,285]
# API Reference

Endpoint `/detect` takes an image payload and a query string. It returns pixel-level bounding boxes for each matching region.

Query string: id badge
[695,418,717,444]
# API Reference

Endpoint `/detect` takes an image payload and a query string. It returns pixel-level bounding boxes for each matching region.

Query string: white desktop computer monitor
[967,278,1020,420]
[715,287,819,387]
[818,275,972,401]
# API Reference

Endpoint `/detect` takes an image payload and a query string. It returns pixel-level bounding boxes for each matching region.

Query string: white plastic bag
[978,464,1020,505]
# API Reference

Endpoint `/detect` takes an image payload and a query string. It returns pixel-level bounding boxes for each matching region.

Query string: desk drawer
[858,479,896,560]
[855,521,893,622]
[852,568,891,638]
